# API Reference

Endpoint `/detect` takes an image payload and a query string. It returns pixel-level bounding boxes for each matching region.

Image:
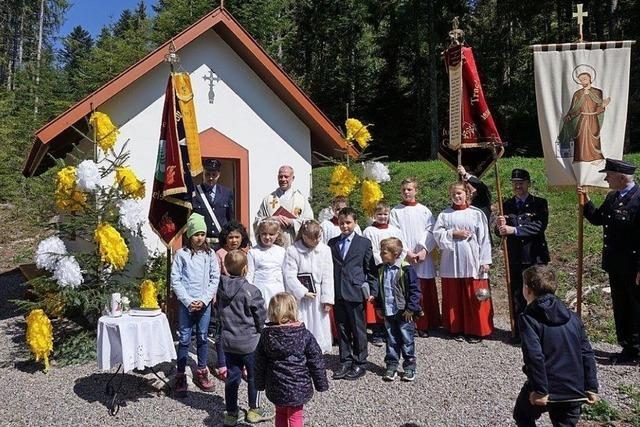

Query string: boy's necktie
[340,236,349,259]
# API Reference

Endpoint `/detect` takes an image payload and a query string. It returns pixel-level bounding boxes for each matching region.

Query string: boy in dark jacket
[374,237,422,382]
[513,265,598,427]
[217,250,272,426]
[255,292,328,426]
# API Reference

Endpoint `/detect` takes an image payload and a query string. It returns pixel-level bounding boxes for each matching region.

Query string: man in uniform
[496,168,550,341]
[192,158,234,244]
[579,158,640,363]
[253,165,314,247]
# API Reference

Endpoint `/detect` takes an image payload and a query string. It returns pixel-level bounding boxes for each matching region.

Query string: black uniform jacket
[192,183,234,238]
[583,183,640,273]
[496,194,550,265]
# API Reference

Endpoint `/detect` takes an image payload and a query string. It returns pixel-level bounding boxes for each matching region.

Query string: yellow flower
[89,111,119,152]
[140,280,160,309]
[94,222,129,270]
[115,167,145,199]
[329,164,358,197]
[55,166,86,213]
[345,118,372,149]
[26,309,53,372]
[361,179,384,216]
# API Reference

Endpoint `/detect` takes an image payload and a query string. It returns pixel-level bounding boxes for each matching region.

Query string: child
[170,213,220,396]
[255,293,329,427]
[328,207,377,380]
[374,237,421,382]
[284,220,335,353]
[247,219,286,310]
[217,250,273,426]
[433,182,493,343]
[363,201,405,346]
[390,177,441,336]
[212,220,252,380]
[513,265,598,427]
[320,195,362,244]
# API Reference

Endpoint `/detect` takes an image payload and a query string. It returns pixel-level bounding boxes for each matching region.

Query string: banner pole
[494,159,515,336]
[576,191,585,317]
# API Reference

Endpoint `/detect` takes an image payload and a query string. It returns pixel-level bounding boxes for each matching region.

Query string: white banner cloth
[533,41,633,187]
[97,313,176,372]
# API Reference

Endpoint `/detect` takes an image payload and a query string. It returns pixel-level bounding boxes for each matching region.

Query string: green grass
[312,152,640,340]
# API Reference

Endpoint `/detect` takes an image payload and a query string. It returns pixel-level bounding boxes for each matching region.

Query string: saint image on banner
[557,64,610,163]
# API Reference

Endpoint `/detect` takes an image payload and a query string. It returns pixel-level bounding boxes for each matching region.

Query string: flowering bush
[94,222,129,270]
[26,309,53,372]
[115,166,145,199]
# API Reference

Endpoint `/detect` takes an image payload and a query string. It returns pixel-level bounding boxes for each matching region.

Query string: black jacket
[373,262,421,316]
[217,275,266,354]
[519,294,598,402]
[255,323,328,406]
[497,194,550,265]
[328,233,377,302]
[583,184,640,273]
[193,183,234,238]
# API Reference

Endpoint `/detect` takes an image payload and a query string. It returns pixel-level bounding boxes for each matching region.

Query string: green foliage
[52,330,96,367]
[582,399,620,422]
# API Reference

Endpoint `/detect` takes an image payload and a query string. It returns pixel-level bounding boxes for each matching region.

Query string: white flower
[76,160,101,192]
[35,236,67,271]
[362,161,391,183]
[118,199,145,232]
[121,296,130,305]
[53,256,83,288]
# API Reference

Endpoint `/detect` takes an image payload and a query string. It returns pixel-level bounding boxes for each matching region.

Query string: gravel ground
[0,271,638,427]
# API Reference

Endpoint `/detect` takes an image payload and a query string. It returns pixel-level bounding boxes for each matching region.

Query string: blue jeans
[384,312,416,370]
[225,351,260,414]
[177,302,212,372]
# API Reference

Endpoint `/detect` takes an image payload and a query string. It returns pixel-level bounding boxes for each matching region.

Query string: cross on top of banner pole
[572,4,589,42]
[448,17,465,47]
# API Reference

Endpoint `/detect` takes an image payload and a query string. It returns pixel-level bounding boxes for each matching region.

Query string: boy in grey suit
[328,207,377,380]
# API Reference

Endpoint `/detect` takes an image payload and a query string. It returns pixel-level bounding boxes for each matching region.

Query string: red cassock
[441,278,494,337]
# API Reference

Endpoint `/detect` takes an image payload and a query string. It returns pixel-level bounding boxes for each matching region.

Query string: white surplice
[390,203,437,278]
[362,224,406,265]
[283,240,335,353]
[253,188,314,247]
[320,218,362,245]
[433,206,492,279]
[247,244,286,310]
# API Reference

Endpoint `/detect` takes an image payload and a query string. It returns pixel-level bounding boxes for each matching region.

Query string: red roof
[22,7,356,176]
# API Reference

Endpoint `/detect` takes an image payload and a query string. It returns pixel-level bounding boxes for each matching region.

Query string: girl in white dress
[284,220,335,353]
[247,219,286,311]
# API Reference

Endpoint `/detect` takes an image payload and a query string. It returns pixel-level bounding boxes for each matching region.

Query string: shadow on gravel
[0,268,27,321]
[593,349,639,367]
[322,353,386,377]
[419,326,514,344]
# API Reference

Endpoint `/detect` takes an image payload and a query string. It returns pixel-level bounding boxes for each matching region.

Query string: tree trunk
[34,0,45,116]
[608,0,619,37]
[427,0,438,160]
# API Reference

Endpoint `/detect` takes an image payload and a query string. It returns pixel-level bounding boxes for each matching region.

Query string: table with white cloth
[97,313,176,415]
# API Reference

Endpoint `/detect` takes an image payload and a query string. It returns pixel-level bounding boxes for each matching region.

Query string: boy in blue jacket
[374,237,422,382]
[513,265,598,427]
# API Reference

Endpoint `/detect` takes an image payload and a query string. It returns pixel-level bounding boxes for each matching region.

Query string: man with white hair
[254,165,314,247]
[578,158,640,364]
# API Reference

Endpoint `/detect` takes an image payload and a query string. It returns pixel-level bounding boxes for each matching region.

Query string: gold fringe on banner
[173,73,203,177]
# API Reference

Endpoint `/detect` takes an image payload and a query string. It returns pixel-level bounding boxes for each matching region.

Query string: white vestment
[362,224,406,265]
[390,203,437,278]
[433,206,492,279]
[254,187,314,247]
[283,240,335,353]
[247,244,286,310]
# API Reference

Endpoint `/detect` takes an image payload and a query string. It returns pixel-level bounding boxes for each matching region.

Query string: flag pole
[493,151,515,336]
[576,191,585,316]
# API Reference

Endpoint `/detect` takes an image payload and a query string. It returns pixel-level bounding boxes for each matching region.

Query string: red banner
[440,45,504,177]
[149,75,194,247]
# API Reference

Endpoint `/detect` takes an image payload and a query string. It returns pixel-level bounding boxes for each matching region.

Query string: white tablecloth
[97,313,176,372]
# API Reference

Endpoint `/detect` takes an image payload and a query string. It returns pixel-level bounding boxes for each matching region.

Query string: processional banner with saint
[533,41,633,187]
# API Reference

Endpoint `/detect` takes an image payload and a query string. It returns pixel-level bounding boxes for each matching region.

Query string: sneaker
[402,369,416,382]
[214,366,228,382]
[246,407,275,423]
[466,336,482,344]
[223,410,245,426]
[383,368,397,381]
[192,367,215,392]
[418,330,429,338]
[453,335,465,342]
[371,336,385,347]
[174,372,188,397]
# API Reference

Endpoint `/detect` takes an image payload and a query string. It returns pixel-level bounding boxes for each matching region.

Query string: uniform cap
[203,158,221,171]
[510,169,530,181]
[597,158,636,174]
